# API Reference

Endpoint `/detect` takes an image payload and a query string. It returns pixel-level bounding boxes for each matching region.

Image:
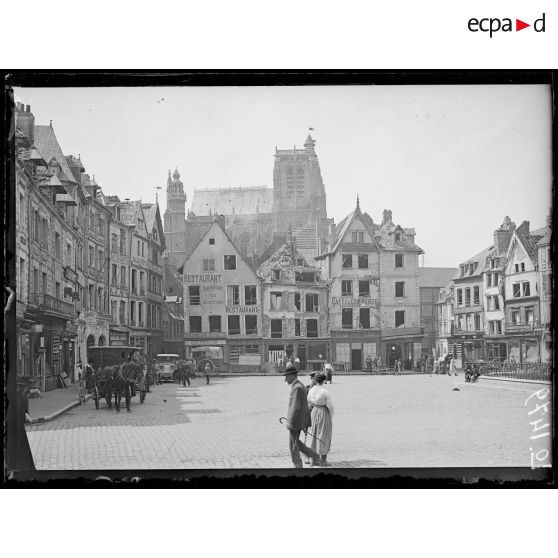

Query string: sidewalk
[26,383,90,424]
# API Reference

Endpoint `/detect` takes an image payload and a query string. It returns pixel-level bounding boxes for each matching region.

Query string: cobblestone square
[25,374,551,470]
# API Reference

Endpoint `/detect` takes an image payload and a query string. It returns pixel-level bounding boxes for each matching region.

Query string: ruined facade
[257,241,329,371]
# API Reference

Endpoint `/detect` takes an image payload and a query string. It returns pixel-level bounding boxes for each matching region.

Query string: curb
[26,393,93,425]
[479,375,551,386]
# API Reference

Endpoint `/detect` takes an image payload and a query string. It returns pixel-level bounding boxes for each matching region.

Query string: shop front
[506,335,540,363]
[263,339,329,371]
[109,326,130,347]
[228,338,263,372]
[331,330,380,371]
[484,338,508,361]
[453,332,485,367]
[381,327,423,369]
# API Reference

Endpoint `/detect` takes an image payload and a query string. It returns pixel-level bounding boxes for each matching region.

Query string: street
[25,374,550,470]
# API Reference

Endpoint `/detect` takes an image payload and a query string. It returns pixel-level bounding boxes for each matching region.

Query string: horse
[84,364,117,409]
[111,362,144,412]
[173,360,192,386]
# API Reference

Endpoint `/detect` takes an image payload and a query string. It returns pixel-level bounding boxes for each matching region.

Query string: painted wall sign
[330,297,379,308]
[186,274,222,283]
[225,305,259,314]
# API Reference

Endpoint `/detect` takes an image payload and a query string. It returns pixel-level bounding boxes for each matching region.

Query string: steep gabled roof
[419,267,458,288]
[454,245,495,280]
[317,204,380,259]
[142,203,166,250]
[34,125,77,185]
[178,220,256,274]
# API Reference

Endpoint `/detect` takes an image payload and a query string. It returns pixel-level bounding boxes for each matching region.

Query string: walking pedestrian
[323,360,334,383]
[204,361,212,385]
[366,355,373,374]
[304,371,317,464]
[307,373,334,466]
[306,372,317,394]
[373,356,378,369]
[283,365,321,468]
[180,360,191,386]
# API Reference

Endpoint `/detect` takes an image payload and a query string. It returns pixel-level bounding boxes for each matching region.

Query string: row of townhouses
[177,200,432,372]
[15,104,167,391]
[436,216,552,367]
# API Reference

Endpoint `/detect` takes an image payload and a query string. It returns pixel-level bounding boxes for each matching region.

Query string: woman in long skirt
[307,373,334,466]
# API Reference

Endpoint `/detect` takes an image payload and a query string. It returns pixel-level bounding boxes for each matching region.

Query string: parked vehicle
[154,354,180,382]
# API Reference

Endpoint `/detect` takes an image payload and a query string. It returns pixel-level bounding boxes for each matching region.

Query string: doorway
[388,344,402,366]
[297,345,307,371]
[351,349,362,371]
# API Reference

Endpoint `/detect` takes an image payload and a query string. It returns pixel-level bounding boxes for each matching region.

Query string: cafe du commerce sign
[330,297,379,308]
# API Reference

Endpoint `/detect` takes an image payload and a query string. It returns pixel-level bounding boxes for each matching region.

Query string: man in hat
[284,365,321,468]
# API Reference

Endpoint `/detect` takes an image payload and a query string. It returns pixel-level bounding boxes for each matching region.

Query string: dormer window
[394,233,401,242]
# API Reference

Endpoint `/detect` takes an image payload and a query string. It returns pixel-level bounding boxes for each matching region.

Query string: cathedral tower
[272,134,329,255]
[163,168,187,267]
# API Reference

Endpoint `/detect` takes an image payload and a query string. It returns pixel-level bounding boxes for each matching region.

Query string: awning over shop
[382,327,423,340]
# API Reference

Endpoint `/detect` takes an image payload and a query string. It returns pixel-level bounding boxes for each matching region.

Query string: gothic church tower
[163,168,187,267]
[272,134,329,252]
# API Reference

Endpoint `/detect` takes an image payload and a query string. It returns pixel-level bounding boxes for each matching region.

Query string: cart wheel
[140,390,146,404]
[94,386,100,410]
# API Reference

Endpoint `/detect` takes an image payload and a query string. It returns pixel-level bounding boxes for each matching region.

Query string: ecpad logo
[468,13,546,37]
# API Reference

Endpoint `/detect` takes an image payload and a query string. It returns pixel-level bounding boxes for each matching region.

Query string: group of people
[365,355,383,373]
[283,365,334,468]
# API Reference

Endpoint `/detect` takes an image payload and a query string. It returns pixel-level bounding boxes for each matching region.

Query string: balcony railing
[29,293,75,318]
[506,319,540,331]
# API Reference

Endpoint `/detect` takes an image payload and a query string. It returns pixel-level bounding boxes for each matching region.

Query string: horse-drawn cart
[86,346,147,412]
[190,346,223,378]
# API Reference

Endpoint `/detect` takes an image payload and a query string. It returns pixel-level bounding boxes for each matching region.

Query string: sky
[13,84,552,267]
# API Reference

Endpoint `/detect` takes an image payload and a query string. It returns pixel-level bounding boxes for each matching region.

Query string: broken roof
[257,240,325,283]
[190,186,273,216]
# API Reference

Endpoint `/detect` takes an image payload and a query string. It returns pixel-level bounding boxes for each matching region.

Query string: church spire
[304,133,315,151]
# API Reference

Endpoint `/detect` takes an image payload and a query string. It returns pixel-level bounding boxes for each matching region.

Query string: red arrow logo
[516,19,530,31]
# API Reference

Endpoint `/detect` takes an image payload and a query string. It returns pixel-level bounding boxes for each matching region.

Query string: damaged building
[257,241,329,371]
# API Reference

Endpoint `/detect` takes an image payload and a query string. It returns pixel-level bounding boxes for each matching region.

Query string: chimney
[493,216,516,256]
[15,103,35,146]
[382,209,392,226]
[517,220,530,236]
